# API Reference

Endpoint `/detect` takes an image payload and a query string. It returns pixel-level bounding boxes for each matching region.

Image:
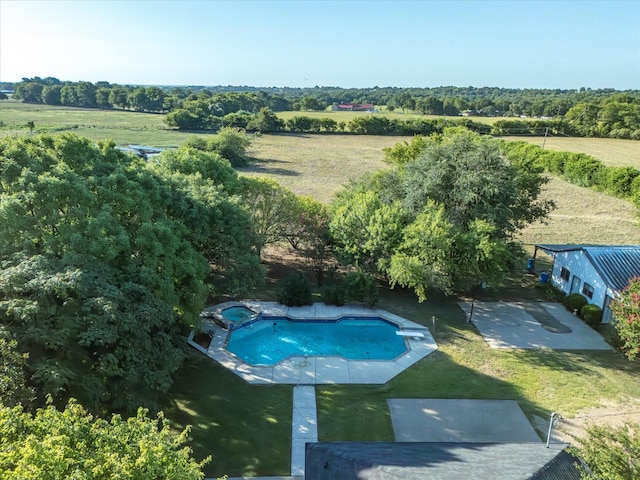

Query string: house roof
[305,442,583,480]
[535,244,640,293]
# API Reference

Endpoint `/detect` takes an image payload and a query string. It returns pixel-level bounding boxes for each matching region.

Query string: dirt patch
[532,399,640,446]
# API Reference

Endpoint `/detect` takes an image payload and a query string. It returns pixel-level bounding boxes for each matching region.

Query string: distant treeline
[7,77,640,139]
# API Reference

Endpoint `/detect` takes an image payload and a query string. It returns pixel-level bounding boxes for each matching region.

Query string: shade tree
[0,134,259,412]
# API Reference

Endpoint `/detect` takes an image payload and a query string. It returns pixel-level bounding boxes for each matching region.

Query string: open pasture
[0,100,190,147]
[246,133,640,246]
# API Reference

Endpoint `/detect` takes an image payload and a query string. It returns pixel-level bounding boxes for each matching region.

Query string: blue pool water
[226,317,407,366]
[221,306,257,323]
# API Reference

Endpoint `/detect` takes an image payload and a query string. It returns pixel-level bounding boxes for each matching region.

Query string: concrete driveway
[457,301,614,350]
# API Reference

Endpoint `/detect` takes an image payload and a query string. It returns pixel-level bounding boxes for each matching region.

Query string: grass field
[0,100,193,147]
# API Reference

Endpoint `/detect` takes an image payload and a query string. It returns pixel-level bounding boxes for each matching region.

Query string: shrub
[322,284,345,306]
[277,271,313,307]
[581,304,603,327]
[343,271,378,307]
[566,293,588,314]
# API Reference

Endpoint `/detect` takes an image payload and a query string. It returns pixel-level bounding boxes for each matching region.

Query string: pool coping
[191,301,438,385]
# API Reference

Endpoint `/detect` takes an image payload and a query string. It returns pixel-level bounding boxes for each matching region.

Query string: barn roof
[535,244,640,293]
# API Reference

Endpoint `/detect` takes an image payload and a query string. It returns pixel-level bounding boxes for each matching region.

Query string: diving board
[396,330,425,339]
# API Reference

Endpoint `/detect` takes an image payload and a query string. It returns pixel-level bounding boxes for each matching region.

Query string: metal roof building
[533,244,640,323]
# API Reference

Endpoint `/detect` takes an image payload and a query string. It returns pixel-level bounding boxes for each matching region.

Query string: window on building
[582,283,594,299]
[560,267,570,282]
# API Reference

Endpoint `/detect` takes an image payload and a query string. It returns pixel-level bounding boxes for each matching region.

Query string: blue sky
[1,0,639,89]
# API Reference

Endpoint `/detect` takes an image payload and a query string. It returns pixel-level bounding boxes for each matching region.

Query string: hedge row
[502,141,640,202]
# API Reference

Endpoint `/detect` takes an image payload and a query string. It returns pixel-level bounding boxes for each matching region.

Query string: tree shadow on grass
[164,354,293,478]
[239,157,301,177]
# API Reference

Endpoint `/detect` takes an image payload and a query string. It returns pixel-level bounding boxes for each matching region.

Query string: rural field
[2,100,640,477]
[2,99,638,254]
[244,133,640,247]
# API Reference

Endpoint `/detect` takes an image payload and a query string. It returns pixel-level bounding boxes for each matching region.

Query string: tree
[60,85,79,106]
[402,128,553,237]
[0,399,210,479]
[95,87,112,109]
[239,177,300,257]
[0,134,215,412]
[182,126,252,167]
[41,85,62,105]
[299,96,325,111]
[0,331,34,407]
[108,86,130,109]
[387,201,456,300]
[13,82,43,103]
[148,147,264,297]
[329,128,551,301]
[330,187,409,272]
[572,422,640,479]
[288,197,334,286]
[610,277,640,360]
[247,107,283,133]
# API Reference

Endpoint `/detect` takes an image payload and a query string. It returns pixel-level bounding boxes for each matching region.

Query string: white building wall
[550,250,609,309]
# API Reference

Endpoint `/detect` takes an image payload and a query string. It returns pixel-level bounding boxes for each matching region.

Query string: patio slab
[458,301,613,350]
[388,399,541,443]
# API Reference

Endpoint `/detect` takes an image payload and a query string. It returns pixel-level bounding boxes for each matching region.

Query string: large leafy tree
[239,177,300,257]
[286,196,334,286]
[0,399,209,479]
[401,128,553,237]
[0,134,218,412]
[330,128,551,301]
[148,147,264,296]
[610,277,640,360]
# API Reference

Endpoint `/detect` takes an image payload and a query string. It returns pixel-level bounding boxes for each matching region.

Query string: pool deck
[194,301,438,385]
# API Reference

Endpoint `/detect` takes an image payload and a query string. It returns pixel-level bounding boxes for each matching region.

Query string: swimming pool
[225,316,407,366]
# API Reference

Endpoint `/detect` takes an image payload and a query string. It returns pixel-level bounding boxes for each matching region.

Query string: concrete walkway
[291,386,318,476]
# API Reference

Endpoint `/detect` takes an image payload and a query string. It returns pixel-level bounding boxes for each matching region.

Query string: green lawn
[166,285,640,478]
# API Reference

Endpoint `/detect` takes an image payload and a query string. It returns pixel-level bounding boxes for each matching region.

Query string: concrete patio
[457,301,614,350]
